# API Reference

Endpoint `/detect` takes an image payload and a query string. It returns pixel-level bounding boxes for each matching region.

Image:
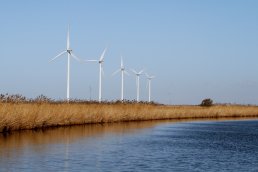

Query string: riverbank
[1,102,258,132]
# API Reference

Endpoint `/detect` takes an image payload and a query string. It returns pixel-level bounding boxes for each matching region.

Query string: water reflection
[0,117,257,150]
[0,120,180,171]
[0,120,177,158]
[1,117,258,171]
[1,121,159,148]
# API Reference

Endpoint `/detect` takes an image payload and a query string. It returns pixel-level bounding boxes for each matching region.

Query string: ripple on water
[0,119,258,171]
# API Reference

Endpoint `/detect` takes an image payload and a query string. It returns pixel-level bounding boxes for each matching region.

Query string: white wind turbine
[145,73,155,103]
[86,48,107,103]
[112,57,130,101]
[131,69,144,102]
[50,25,81,102]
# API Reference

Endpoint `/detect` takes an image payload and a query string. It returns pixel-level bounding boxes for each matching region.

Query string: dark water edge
[2,115,258,134]
[1,118,258,172]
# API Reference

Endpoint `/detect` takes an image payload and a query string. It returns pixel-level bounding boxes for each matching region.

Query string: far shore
[1,101,258,133]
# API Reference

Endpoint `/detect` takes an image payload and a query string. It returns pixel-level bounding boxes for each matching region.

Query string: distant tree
[200,98,213,107]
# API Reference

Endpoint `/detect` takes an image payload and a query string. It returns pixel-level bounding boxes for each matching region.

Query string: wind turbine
[145,73,155,103]
[50,25,81,102]
[85,48,107,103]
[131,69,144,102]
[112,57,130,101]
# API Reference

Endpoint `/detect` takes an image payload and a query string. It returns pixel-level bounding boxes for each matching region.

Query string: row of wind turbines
[50,26,155,103]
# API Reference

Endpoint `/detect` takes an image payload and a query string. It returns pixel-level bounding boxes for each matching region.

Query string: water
[1,119,258,172]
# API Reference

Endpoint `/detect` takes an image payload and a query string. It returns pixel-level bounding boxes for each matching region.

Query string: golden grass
[1,102,258,132]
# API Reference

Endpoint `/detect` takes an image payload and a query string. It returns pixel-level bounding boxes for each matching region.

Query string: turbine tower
[86,48,107,103]
[50,25,81,102]
[112,57,130,101]
[131,69,144,102]
[145,73,155,103]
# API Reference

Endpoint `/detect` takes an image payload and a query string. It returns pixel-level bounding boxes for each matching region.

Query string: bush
[200,98,213,107]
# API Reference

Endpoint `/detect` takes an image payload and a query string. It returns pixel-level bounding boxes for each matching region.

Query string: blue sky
[1,0,258,104]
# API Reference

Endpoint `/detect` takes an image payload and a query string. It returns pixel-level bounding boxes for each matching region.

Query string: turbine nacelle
[112,57,129,102]
[50,25,81,101]
[146,73,155,80]
[131,69,144,76]
[67,49,72,54]
[81,47,107,103]
[130,69,144,103]
[112,57,129,76]
[84,48,107,64]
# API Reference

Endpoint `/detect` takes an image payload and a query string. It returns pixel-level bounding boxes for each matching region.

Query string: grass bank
[1,102,258,133]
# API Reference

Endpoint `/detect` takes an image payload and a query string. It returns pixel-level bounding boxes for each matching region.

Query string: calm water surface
[1,119,258,172]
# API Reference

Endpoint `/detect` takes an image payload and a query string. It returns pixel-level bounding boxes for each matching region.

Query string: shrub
[200,98,213,107]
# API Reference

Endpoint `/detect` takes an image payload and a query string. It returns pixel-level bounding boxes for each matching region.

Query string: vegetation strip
[1,99,258,133]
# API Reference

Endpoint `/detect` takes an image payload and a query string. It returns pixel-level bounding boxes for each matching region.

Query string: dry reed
[1,102,258,133]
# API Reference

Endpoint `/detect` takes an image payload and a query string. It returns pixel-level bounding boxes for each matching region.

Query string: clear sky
[1,0,258,105]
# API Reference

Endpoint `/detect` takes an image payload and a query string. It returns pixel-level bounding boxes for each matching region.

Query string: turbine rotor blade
[131,69,137,74]
[139,69,144,74]
[67,25,70,50]
[50,50,66,62]
[124,70,130,76]
[100,48,107,61]
[70,53,81,62]
[112,69,120,76]
[121,56,124,68]
[85,59,98,62]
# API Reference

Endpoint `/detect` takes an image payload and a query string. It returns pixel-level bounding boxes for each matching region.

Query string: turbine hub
[67,49,72,54]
